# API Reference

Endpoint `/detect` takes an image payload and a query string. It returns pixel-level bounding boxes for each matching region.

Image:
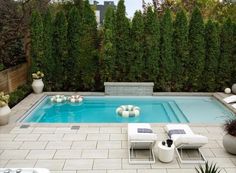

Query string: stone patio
[0,93,235,173]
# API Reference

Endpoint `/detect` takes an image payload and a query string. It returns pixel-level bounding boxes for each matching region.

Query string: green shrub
[9,84,32,108]
[0,64,4,71]
[195,162,221,173]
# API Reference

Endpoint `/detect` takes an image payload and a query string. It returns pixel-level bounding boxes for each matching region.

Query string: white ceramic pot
[0,105,11,126]
[223,134,236,155]
[32,79,44,94]
[232,84,236,94]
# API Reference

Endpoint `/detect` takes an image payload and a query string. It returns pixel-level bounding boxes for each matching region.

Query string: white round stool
[158,141,175,163]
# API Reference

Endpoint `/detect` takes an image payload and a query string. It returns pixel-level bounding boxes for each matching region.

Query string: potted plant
[223,118,236,154]
[195,162,221,173]
[32,71,44,94]
[0,92,11,126]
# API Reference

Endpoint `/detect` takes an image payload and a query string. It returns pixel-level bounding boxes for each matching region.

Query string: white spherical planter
[224,88,231,94]
[32,79,44,94]
[0,105,11,126]
[232,84,236,94]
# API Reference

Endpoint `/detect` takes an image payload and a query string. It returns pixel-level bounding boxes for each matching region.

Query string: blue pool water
[21,96,235,123]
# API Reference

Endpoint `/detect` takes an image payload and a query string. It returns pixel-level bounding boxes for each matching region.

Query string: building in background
[89,1,116,25]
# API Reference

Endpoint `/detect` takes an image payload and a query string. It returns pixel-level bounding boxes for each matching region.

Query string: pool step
[168,101,189,123]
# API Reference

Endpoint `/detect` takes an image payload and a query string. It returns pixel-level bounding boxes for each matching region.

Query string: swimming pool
[21,96,234,123]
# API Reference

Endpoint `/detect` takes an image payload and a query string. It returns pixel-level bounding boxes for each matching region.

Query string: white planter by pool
[32,79,44,94]
[232,84,236,94]
[0,105,11,126]
[0,168,50,173]
[223,134,236,155]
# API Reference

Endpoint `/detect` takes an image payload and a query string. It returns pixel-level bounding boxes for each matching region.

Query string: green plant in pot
[0,92,11,126]
[223,118,236,154]
[32,71,45,94]
[195,162,221,173]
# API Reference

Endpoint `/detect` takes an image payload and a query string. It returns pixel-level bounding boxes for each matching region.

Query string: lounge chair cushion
[168,129,186,138]
[165,124,194,140]
[128,123,157,141]
[232,103,236,109]
[174,134,208,148]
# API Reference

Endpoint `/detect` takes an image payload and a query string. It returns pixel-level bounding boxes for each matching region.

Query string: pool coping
[6,91,235,126]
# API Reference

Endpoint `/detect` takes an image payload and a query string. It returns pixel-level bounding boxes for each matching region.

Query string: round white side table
[158,142,175,163]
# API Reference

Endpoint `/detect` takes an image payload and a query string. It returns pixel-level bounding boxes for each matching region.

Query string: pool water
[22,96,235,123]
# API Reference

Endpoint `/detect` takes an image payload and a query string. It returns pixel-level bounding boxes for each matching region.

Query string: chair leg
[175,148,206,164]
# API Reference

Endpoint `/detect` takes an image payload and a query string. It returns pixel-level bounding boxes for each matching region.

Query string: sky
[96,0,153,18]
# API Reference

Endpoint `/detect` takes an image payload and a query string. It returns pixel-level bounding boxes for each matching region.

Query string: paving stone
[46,141,72,149]
[0,142,22,149]
[51,171,76,173]
[107,170,136,173]
[14,134,40,141]
[26,150,56,159]
[122,141,128,149]
[81,149,108,158]
[6,159,36,167]
[0,134,16,141]
[109,149,128,159]
[0,159,8,167]
[54,150,81,159]
[100,127,121,133]
[63,159,93,170]
[110,134,127,141]
[137,169,167,173]
[224,168,236,173]
[152,159,179,169]
[39,134,64,141]
[10,127,33,134]
[76,171,106,173]
[20,141,47,149]
[87,134,109,140]
[0,150,29,159]
[211,148,234,158]
[32,127,56,134]
[167,169,196,173]
[199,148,215,157]
[207,158,235,168]
[63,134,87,141]
[97,141,121,149]
[231,158,236,166]
[71,141,97,149]
[35,160,65,171]
[55,128,77,134]
[122,159,151,169]
[202,140,221,148]
[78,127,100,134]
[93,159,121,170]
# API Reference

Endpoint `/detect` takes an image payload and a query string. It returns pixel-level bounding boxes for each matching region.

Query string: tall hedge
[173,9,189,91]
[218,18,234,89]
[79,0,98,90]
[160,9,174,91]
[187,7,205,91]
[144,7,160,85]
[67,7,82,90]
[115,0,130,81]
[203,20,220,91]
[30,11,44,73]
[52,11,68,90]
[42,10,53,90]
[129,11,144,81]
[100,6,116,82]
[232,22,236,84]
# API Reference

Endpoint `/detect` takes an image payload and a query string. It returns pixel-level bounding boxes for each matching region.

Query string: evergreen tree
[79,0,98,90]
[115,0,130,81]
[52,11,68,90]
[144,7,160,86]
[232,22,236,84]
[203,20,220,91]
[67,7,82,90]
[129,11,144,81]
[173,9,188,91]
[218,18,234,89]
[160,9,174,91]
[30,10,44,73]
[100,6,116,82]
[42,10,53,90]
[187,7,205,91]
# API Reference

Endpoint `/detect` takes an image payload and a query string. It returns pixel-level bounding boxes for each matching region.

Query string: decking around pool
[0,92,236,173]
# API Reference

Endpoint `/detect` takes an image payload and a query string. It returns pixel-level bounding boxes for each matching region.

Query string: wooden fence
[0,63,28,93]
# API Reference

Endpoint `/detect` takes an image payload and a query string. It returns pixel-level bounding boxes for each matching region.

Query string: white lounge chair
[223,95,236,104]
[128,123,157,164]
[165,124,208,164]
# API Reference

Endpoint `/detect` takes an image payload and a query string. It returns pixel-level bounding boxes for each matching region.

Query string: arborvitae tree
[187,7,205,91]
[42,10,53,91]
[233,23,236,84]
[100,6,116,82]
[144,7,160,86]
[67,7,81,90]
[129,11,144,81]
[203,20,220,91]
[160,9,174,91]
[52,11,68,90]
[115,0,130,81]
[218,18,234,89]
[173,9,189,91]
[79,0,98,90]
[30,10,44,73]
